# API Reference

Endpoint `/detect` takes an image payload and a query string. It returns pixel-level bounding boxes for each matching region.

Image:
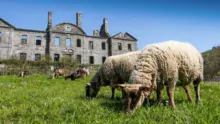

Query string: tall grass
[0,75,219,123]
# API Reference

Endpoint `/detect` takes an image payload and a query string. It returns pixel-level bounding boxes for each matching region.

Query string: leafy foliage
[0,55,79,75]
[202,47,220,78]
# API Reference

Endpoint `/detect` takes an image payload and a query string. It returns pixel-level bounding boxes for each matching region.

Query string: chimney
[48,11,52,29]
[93,30,99,36]
[76,12,82,28]
[99,18,110,37]
[103,18,108,32]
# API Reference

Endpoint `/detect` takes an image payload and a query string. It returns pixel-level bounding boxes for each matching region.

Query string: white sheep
[86,51,141,99]
[121,41,203,112]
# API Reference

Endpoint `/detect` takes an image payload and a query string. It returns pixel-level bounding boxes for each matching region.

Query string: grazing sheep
[124,41,203,112]
[86,51,141,99]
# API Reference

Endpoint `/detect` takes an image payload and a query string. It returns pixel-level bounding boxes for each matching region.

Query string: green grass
[0,75,219,123]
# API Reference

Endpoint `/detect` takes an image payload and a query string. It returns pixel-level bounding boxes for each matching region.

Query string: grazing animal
[123,41,203,113]
[86,51,140,99]
[65,68,89,80]
[82,67,90,76]
[111,84,150,113]
[19,70,29,77]
[52,68,67,79]
[76,68,88,79]
[65,73,78,80]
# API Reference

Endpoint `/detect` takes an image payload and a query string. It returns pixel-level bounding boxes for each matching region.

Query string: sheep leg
[183,86,194,103]
[156,89,163,102]
[166,86,176,110]
[125,97,132,113]
[193,78,201,103]
[194,85,200,103]
[111,88,115,99]
[131,93,145,113]
[122,90,126,99]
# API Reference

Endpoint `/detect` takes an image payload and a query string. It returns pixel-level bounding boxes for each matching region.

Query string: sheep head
[85,82,100,98]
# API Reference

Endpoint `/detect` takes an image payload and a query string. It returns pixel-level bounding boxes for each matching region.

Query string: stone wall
[0,27,13,59]
[0,12,138,64]
[111,38,137,56]
[11,30,46,60]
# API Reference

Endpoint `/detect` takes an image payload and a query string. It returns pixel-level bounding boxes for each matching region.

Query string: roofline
[111,32,122,38]
[111,32,137,41]
[0,26,14,29]
[124,32,137,41]
[86,35,108,39]
[53,22,86,35]
[111,37,137,41]
[51,31,86,36]
[0,18,137,41]
[15,28,46,33]
[0,18,16,29]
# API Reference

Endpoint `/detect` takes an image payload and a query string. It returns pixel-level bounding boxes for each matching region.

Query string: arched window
[66,27,71,31]
[89,41,93,49]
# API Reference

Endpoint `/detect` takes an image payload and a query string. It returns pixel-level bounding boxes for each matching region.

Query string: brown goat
[111,84,152,113]
[52,68,67,79]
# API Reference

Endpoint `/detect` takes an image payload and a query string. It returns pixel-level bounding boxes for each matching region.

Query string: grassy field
[0,75,219,123]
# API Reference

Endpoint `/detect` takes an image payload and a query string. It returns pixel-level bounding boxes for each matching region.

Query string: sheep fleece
[129,41,203,89]
[90,51,141,86]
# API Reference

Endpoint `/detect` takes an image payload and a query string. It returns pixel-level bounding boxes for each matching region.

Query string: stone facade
[0,12,137,64]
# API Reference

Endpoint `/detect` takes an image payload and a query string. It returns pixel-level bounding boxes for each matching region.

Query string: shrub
[0,55,80,76]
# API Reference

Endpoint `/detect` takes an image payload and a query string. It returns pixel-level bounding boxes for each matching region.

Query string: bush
[0,55,80,76]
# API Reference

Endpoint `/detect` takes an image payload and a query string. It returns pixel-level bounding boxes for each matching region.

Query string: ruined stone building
[0,12,137,64]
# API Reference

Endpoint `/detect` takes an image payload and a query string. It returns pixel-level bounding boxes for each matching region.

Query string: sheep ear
[139,86,151,92]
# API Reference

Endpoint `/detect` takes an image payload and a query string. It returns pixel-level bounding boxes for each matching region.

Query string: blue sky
[1,0,220,52]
